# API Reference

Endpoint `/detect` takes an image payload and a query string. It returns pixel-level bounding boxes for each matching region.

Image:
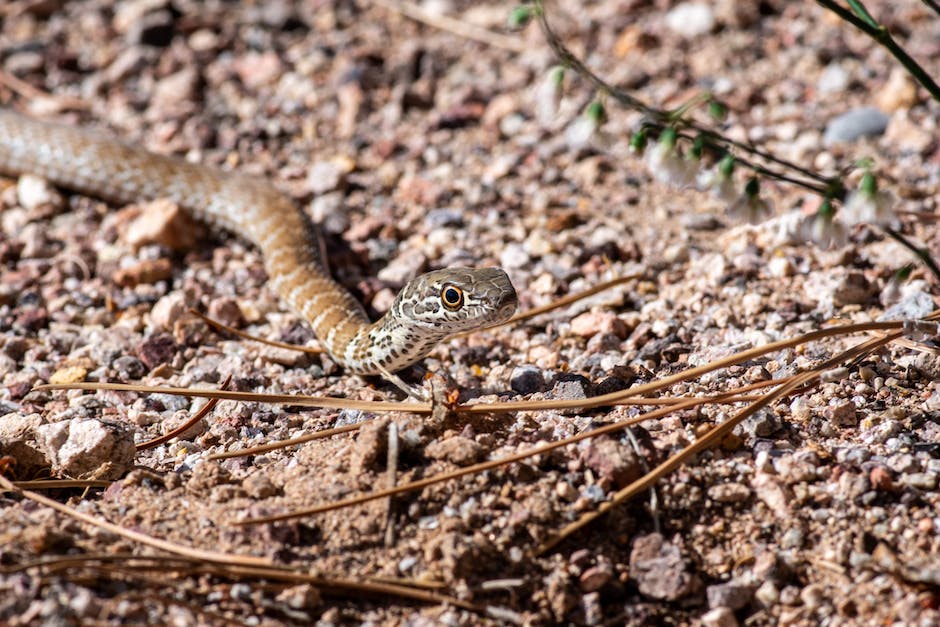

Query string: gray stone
[881,290,935,320]
[737,410,780,437]
[707,580,754,610]
[629,533,700,601]
[580,436,643,489]
[901,472,937,490]
[112,355,147,380]
[551,375,591,400]
[823,107,889,145]
[425,208,464,229]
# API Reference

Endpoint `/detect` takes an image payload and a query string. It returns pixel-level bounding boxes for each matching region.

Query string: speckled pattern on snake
[0,109,518,383]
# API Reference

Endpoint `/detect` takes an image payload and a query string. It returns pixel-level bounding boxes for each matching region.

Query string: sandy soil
[1,0,939,624]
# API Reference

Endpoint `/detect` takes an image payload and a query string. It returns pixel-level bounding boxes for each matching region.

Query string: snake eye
[440,284,464,310]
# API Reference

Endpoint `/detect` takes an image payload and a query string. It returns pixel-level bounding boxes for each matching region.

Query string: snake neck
[342,309,446,375]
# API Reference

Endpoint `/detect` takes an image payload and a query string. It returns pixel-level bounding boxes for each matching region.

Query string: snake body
[0,110,517,377]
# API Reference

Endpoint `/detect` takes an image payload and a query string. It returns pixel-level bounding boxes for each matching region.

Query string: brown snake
[0,110,518,392]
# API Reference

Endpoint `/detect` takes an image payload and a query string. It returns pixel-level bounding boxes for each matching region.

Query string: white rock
[35,418,136,479]
[817,63,850,95]
[16,174,64,213]
[701,607,738,627]
[149,292,188,331]
[665,3,715,38]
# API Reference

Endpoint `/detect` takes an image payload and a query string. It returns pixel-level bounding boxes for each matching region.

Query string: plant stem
[533,0,837,194]
[922,0,940,17]
[816,0,940,102]
[883,227,940,283]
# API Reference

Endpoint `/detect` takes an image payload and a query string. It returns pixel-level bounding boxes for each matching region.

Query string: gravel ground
[1,0,940,624]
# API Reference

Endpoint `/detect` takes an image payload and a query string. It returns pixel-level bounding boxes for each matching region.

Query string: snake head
[393,267,518,335]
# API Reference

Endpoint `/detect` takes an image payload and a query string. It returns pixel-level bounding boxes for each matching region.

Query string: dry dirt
[1,0,940,625]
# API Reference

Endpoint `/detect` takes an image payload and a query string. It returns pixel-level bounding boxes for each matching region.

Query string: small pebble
[816,63,850,95]
[232,50,285,89]
[738,411,780,438]
[707,482,751,503]
[124,199,201,250]
[306,157,354,195]
[800,583,827,609]
[701,607,738,627]
[275,584,321,610]
[629,533,699,601]
[876,68,919,112]
[880,289,936,321]
[510,365,547,395]
[901,472,937,490]
[580,437,643,489]
[823,107,890,145]
[551,375,591,401]
[241,473,279,499]
[579,564,613,592]
[136,333,178,370]
[425,436,485,466]
[754,580,779,606]
[824,399,858,427]
[16,174,64,215]
[706,580,753,610]
[665,2,715,38]
[555,481,579,502]
[151,67,198,113]
[869,466,893,491]
[113,258,174,287]
[570,311,627,339]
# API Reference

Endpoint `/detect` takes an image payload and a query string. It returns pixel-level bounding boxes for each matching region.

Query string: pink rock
[570,311,627,338]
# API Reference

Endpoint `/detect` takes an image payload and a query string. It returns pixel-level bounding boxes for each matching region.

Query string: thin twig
[10,479,111,490]
[207,422,367,460]
[372,0,527,52]
[191,309,324,354]
[536,328,901,552]
[36,320,907,415]
[0,474,273,567]
[136,376,230,451]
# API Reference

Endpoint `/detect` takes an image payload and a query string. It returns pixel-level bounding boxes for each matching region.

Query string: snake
[0,109,518,392]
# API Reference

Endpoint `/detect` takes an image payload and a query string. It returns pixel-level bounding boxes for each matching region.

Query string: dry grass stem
[190,309,325,354]
[536,328,906,552]
[371,0,527,52]
[135,376,230,451]
[0,474,272,567]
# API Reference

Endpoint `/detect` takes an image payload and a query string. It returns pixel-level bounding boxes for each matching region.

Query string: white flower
[799,200,848,249]
[728,178,773,224]
[645,128,695,188]
[841,172,897,226]
[565,101,606,150]
[696,154,736,203]
[535,66,565,126]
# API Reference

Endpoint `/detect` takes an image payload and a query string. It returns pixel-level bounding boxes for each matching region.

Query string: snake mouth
[497,301,518,321]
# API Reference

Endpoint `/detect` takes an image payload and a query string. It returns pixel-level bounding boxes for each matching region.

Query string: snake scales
[0,109,518,386]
